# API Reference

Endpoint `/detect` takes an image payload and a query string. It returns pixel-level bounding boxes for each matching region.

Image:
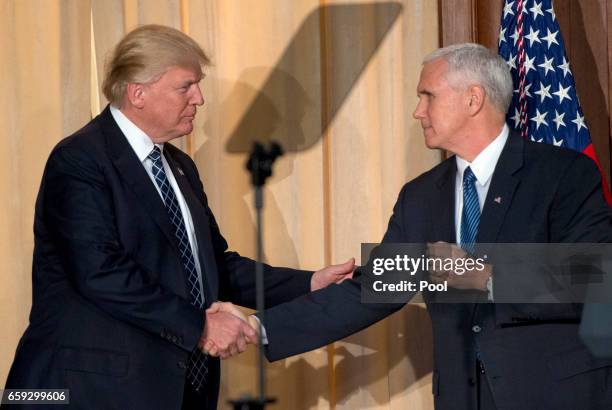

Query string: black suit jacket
[260,133,612,409]
[4,106,312,410]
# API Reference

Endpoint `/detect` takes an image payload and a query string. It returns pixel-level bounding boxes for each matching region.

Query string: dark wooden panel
[565,0,610,184]
[476,0,503,49]
[554,0,571,47]
[608,0,612,182]
[438,0,476,45]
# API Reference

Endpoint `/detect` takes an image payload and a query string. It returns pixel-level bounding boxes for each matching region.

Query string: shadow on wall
[197,1,405,263]
[265,305,433,408]
[198,2,435,408]
[216,1,404,154]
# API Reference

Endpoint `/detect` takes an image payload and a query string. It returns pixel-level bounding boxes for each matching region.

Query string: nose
[191,84,204,106]
[413,99,425,120]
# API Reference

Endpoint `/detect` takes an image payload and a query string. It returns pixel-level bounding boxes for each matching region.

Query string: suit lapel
[477,132,524,243]
[101,107,180,252]
[433,160,457,243]
[164,148,219,303]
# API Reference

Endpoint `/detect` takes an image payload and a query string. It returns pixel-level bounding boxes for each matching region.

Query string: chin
[179,124,194,136]
[424,137,439,149]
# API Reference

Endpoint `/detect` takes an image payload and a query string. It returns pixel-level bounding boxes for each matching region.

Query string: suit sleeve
[549,154,612,242]
[494,153,611,314]
[220,250,314,309]
[201,194,314,308]
[258,184,414,361]
[178,153,314,309]
[43,146,203,352]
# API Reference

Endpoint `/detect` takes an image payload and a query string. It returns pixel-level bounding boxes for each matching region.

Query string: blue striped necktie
[148,146,208,391]
[460,166,480,255]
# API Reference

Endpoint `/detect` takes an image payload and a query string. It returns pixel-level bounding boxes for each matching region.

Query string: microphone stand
[229,142,283,410]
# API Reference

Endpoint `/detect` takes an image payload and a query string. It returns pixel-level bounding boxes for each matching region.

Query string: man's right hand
[199,302,258,359]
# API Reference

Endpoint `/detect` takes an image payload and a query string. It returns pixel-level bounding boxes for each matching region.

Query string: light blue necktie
[460,166,480,255]
[148,146,208,391]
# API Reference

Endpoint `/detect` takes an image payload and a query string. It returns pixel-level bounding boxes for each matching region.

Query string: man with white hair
[3,24,354,410]
[214,43,612,409]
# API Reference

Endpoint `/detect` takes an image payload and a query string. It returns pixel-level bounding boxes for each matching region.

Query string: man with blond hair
[3,24,353,410]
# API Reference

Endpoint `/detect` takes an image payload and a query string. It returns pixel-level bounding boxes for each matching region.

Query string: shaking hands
[199,302,259,359]
[200,258,356,359]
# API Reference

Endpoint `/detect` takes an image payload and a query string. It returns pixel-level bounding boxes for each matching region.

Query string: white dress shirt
[454,124,509,245]
[110,105,205,300]
[453,124,508,299]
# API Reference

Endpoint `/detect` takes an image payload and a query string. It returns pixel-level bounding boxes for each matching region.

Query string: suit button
[468,377,476,386]
[472,325,482,333]
[177,360,188,369]
[171,336,178,343]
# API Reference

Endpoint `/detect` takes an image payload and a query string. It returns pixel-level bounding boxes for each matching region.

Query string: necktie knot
[148,146,162,162]
[463,166,477,185]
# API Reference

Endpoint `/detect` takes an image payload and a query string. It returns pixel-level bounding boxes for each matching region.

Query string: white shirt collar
[110,105,164,162]
[455,124,509,186]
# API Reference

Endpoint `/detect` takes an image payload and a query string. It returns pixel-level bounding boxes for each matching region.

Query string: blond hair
[102,24,210,106]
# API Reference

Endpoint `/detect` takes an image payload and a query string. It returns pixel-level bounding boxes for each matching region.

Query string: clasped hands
[426,241,492,291]
[198,301,259,359]
[199,258,355,359]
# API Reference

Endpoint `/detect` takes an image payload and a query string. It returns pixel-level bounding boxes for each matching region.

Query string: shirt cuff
[250,315,269,345]
[486,275,494,301]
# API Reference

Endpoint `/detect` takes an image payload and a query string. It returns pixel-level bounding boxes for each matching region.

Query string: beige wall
[0,1,440,408]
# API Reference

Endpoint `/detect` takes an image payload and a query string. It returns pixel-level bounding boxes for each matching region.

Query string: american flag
[498,0,612,204]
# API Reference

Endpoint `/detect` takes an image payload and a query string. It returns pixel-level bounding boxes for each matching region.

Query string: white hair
[423,43,513,114]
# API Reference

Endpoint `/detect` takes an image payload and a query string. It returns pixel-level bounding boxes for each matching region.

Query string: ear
[466,84,486,116]
[125,83,146,109]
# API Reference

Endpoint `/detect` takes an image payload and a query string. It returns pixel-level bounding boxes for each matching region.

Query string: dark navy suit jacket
[261,132,612,410]
[4,106,312,410]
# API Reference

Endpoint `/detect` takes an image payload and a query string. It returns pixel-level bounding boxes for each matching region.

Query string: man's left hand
[427,242,491,291]
[311,258,355,291]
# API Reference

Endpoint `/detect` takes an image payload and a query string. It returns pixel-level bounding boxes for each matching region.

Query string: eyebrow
[417,89,434,97]
[179,78,202,87]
